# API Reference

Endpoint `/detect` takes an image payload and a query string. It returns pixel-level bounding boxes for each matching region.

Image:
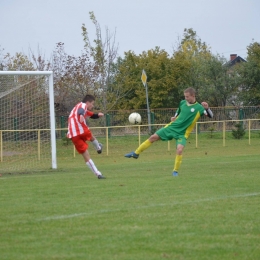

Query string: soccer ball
[128,112,142,125]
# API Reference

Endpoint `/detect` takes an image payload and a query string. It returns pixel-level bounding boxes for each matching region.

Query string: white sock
[86,159,101,176]
[91,139,100,151]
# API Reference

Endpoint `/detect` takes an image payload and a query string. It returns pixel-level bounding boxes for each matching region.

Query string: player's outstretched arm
[90,112,104,119]
[201,102,213,118]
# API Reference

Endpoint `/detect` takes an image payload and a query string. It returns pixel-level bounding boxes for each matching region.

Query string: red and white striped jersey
[67,102,94,138]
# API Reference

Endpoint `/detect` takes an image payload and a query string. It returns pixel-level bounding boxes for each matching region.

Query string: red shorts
[71,130,93,154]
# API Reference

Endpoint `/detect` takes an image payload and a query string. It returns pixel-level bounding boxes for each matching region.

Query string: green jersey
[156,100,206,143]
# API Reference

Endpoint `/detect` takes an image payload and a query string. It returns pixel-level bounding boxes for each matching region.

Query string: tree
[107,51,143,110]
[3,52,35,71]
[238,42,260,105]
[199,54,242,107]
[81,11,119,112]
[28,47,51,71]
[172,29,243,107]
[0,46,5,70]
[171,28,212,99]
[138,47,178,108]
[112,47,178,110]
[51,42,97,115]
[107,53,140,110]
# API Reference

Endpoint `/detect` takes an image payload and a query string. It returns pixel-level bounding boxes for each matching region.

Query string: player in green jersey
[124,87,213,176]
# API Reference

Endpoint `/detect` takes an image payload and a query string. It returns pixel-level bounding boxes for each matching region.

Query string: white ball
[128,112,142,125]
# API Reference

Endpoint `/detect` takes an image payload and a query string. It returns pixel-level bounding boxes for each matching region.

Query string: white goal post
[0,71,57,173]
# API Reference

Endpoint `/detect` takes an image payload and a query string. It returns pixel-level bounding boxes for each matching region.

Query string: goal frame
[0,71,57,169]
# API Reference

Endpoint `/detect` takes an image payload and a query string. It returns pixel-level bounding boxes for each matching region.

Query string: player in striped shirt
[67,94,105,179]
[125,87,213,176]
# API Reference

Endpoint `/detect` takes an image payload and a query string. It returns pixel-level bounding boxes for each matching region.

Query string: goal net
[0,71,57,174]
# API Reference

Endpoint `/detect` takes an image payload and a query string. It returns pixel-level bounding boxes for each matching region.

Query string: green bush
[232,123,246,139]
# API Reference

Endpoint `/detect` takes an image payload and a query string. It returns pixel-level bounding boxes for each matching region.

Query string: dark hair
[184,87,196,96]
[82,94,95,103]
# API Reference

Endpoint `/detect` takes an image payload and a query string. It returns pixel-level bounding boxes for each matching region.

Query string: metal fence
[1,106,260,140]
[55,106,260,138]
[1,119,259,171]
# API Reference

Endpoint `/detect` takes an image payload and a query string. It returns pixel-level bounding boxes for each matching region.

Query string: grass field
[1,134,260,260]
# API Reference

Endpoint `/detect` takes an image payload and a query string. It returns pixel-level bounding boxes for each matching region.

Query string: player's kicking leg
[124,151,139,158]
[125,134,160,158]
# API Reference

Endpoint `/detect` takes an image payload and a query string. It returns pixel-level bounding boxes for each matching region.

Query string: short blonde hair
[184,87,196,96]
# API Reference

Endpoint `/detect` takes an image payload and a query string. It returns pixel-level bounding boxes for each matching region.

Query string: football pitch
[1,134,260,260]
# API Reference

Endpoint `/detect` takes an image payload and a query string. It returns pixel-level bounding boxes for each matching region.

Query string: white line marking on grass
[37,192,260,222]
[0,174,55,180]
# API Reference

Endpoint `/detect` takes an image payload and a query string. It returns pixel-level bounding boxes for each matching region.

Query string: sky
[1,0,260,61]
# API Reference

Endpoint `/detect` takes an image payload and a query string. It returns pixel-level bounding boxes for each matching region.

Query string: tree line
[1,12,260,116]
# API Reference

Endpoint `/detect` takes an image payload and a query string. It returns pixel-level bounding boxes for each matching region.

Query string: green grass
[1,135,260,260]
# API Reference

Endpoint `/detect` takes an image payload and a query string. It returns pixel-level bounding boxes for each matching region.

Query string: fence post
[14,117,18,141]
[0,131,2,162]
[223,121,226,147]
[248,120,251,145]
[38,130,41,160]
[239,109,244,128]
[106,114,111,137]
[239,108,244,120]
[196,123,198,148]
[150,112,155,133]
[60,116,66,138]
[138,125,141,146]
[106,127,109,155]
